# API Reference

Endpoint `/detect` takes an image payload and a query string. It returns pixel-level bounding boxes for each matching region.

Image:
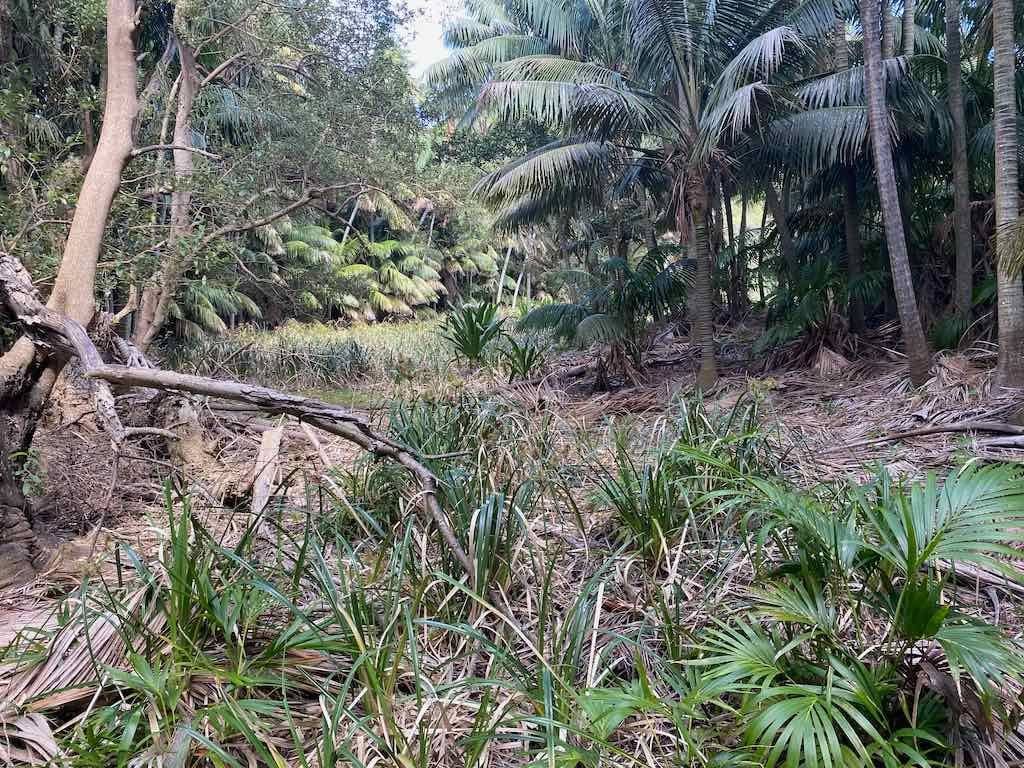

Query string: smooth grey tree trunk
[946,0,973,320]
[994,0,1024,386]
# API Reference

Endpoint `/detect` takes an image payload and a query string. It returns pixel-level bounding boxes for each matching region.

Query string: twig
[131,144,220,160]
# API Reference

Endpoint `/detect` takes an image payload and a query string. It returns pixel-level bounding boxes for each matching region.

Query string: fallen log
[0,252,475,582]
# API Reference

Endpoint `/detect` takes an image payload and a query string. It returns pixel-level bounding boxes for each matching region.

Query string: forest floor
[6,329,1022,623]
[3,325,1024,766]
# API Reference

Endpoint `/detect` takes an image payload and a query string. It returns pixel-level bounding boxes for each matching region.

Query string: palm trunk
[860,0,931,384]
[737,192,749,314]
[844,170,867,333]
[947,0,973,320]
[993,0,1024,386]
[901,0,915,56]
[882,3,896,59]
[833,2,849,70]
[764,183,798,283]
[723,187,738,315]
[135,41,199,350]
[0,0,138,586]
[688,180,717,387]
[836,7,865,333]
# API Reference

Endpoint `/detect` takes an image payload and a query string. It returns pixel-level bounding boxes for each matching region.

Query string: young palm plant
[690,463,1024,768]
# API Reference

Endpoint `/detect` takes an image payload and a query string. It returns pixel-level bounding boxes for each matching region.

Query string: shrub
[501,335,545,381]
[441,302,504,363]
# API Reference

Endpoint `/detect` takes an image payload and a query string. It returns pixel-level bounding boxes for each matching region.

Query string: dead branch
[0,255,125,448]
[130,144,220,160]
[843,420,1024,449]
[0,251,475,583]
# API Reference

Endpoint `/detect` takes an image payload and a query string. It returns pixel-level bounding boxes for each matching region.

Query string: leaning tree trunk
[135,40,198,351]
[947,0,973,321]
[860,0,931,384]
[994,0,1024,386]
[688,179,717,387]
[0,0,138,587]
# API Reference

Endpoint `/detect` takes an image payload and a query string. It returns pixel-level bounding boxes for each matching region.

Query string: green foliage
[596,435,689,558]
[500,335,546,381]
[442,302,505,363]
[520,250,692,368]
[691,463,1024,768]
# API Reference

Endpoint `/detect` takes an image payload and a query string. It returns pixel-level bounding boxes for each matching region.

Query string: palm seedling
[500,335,546,381]
[689,462,1024,768]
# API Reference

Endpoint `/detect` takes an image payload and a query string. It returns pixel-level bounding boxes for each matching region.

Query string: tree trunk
[833,2,849,70]
[0,0,138,586]
[882,3,896,59]
[844,170,867,333]
[764,182,798,284]
[901,0,915,56]
[688,180,717,387]
[496,244,513,304]
[994,0,1024,386]
[947,0,973,320]
[836,7,865,334]
[723,186,738,316]
[860,0,931,384]
[737,192,748,314]
[135,40,198,350]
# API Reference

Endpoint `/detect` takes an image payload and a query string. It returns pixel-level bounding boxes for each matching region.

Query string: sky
[403,0,452,77]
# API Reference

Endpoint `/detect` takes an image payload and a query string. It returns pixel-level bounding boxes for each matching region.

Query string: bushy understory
[3,394,1024,768]
[165,320,449,389]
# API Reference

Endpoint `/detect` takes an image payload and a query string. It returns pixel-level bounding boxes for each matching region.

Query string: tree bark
[860,0,931,384]
[836,6,865,333]
[48,1,137,325]
[901,0,915,56]
[135,40,198,350]
[947,0,973,320]
[843,170,866,333]
[688,180,717,387]
[764,182,798,284]
[833,3,849,70]
[994,0,1024,386]
[0,0,138,587]
[882,3,896,59]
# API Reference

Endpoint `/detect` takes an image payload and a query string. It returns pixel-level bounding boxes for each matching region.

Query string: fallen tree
[0,251,477,583]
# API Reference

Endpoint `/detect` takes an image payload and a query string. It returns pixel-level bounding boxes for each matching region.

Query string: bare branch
[0,250,473,582]
[200,52,246,87]
[131,144,221,160]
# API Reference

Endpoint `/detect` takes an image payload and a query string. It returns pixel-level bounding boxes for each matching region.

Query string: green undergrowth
[4,394,1024,768]
[164,319,448,389]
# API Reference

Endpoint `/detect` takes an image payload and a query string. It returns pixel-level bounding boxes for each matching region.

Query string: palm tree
[993,0,1024,387]
[947,0,973,321]
[427,0,814,386]
[859,0,931,384]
